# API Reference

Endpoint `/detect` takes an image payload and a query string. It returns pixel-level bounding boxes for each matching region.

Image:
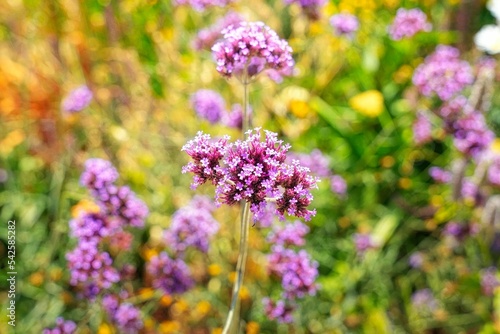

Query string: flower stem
[243,80,250,137]
[222,201,251,334]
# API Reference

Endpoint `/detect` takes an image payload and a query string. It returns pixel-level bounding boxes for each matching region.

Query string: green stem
[222,202,251,334]
[243,80,250,137]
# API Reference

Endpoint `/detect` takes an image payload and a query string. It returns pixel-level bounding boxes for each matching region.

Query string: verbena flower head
[43,318,77,334]
[191,89,227,124]
[262,298,295,323]
[408,252,424,269]
[182,128,319,222]
[193,11,244,51]
[66,239,120,294]
[147,252,194,294]
[413,113,432,145]
[439,95,470,122]
[329,13,359,37]
[69,212,117,242]
[80,158,119,194]
[283,0,327,20]
[62,85,93,113]
[222,104,244,129]
[353,232,377,255]
[174,0,234,12]
[480,266,499,296]
[388,8,431,40]
[267,220,309,246]
[488,156,500,186]
[330,175,347,196]
[212,22,294,80]
[452,112,494,159]
[475,25,500,55]
[412,45,474,101]
[429,167,452,183]
[411,289,438,311]
[164,196,220,254]
[267,245,319,299]
[287,149,331,178]
[113,303,143,334]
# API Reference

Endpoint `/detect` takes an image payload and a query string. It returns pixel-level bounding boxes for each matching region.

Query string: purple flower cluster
[265,245,319,323]
[329,13,359,38]
[43,317,77,334]
[411,289,438,312]
[62,85,93,113]
[488,156,500,186]
[173,0,234,11]
[182,128,319,222]
[428,167,452,183]
[146,252,194,295]
[283,0,326,20]
[354,232,378,255]
[287,149,347,196]
[413,113,432,145]
[480,267,499,296]
[412,45,474,101]
[222,104,244,129]
[191,89,227,124]
[439,95,470,121]
[442,221,479,248]
[212,22,294,80]
[80,159,149,228]
[103,294,143,333]
[451,112,494,159]
[193,11,244,51]
[66,159,147,297]
[164,195,220,254]
[388,8,431,40]
[267,220,309,246]
[408,252,424,269]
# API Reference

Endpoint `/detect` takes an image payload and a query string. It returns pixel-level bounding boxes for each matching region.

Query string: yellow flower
[159,321,181,334]
[491,138,500,153]
[349,90,384,117]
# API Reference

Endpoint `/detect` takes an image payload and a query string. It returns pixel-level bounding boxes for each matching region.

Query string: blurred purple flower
[174,0,235,11]
[267,220,309,246]
[429,167,452,183]
[262,298,295,323]
[212,22,294,80]
[193,11,244,50]
[43,317,77,334]
[222,104,244,129]
[191,89,227,124]
[330,13,359,37]
[412,45,474,101]
[164,196,220,254]
[146,252,194,295]
[113,303,143,334]
[488,156,500,186]
[62,85,93,113]
[480,267,499,296]
[413,113,432,145]
[330,175,347,196]
[411,289,438,311]
[408,252,424,269]
[287,149,331,178]
[452,112,494,159]
[353,232,377,255]
[388,8,431,40]
[80,158,119,194]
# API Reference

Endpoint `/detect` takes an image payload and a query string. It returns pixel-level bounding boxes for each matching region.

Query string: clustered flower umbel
[191,89,244,129]
[173,0,234,11]
[283,0,326,20]
[264,220,319,323]
[329,13,359,38]
[147,196,219,295]
[412,45,474,101]
[103,293,143,334]
[43,317,77,334]
[66,159,148,298]
[388,8,431,40]
[61,85,93,113]
[212,22,294,81]
[182,128,319,223]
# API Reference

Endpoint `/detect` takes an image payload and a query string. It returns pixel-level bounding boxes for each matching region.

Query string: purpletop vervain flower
[267,245,319,299]
[412,45,474,101]
[329,13,359,37]
[354,232,378,255]
[411,289,438,311]
[388,8,431,40]
[222,104,244,129]
[480,267,499,296]
[262,298,295,323]
[113,303,143,334]
[191,89,227,124]
[330,175,347,196]
[283,0,327,20]
[212,22,294,80]
[62,85,93,113]
[488,156,500,186]
[182,128,319,222]
[80,158,119,194]
[408,252,424,269]
[452,112,494,159]
[164,196,220,254]
[69,212,117,242]
[287,149,331,178]
[413,112,432,145]
[267,220,309,247]
[429,167,452,183]
[146,252,194,295]
[193,11,244,51]
[43,318,77,334]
